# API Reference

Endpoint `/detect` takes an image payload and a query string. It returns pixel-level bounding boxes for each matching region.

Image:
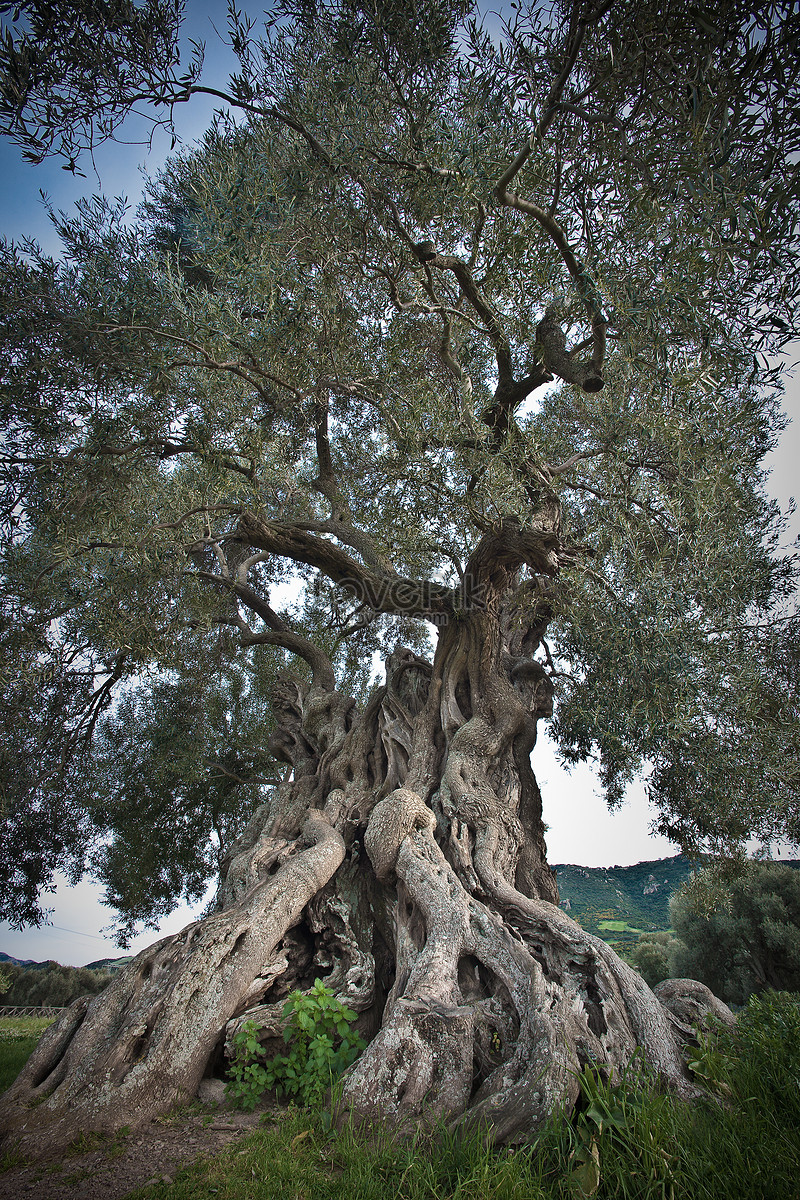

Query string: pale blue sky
[0,1,239,252]
[0,2,796,965]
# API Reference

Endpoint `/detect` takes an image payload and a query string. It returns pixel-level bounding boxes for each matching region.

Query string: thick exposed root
[0,812,344,1157]
[344,786,702,1142]
[654,978,736,1048]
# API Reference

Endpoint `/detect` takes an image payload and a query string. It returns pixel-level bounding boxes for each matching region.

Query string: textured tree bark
[0,521,731,1156]
[0,812,346,1154]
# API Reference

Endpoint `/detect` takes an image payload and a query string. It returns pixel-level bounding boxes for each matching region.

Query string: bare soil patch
[0,1097,271,1200]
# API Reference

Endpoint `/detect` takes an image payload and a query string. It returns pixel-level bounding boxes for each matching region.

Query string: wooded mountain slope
[557,856,800,950]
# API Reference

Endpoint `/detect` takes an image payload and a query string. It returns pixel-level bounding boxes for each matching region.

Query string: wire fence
[0,1005,65,1018]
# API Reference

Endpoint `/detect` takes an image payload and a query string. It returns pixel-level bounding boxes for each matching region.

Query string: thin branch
[308,393,399,575]
[547,101,625,130]
[98,323,292,404]
[198,573,337,690]
[204,760,282,787]
[423,251,514,386]
[179,85,338,170]
[80,650,128,746]
[312,392,339,509]
[439,313,475,420]
[548,448,606,476]
[495,2,612,383]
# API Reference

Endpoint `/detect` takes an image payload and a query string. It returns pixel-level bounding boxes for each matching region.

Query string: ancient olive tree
[1,0,799,1153]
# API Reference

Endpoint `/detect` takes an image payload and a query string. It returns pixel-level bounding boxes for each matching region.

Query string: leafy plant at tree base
[686,1021,735,1103]
[564,1058,668,1198]
[267,980,365,1108]
[227,981,364,1111]
[225,1020,271,1112]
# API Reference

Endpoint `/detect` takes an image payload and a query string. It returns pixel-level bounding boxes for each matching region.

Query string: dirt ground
[0,1091,270,1200]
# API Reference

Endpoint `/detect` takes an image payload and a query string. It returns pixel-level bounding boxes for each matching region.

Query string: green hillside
[553,855,694,951]
[83,957,132,972]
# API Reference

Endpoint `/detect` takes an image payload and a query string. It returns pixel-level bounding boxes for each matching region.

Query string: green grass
[597,921,642,933]
[123,1108,568,1200]
[0,1017,53,1093]
[3,999,800,1199]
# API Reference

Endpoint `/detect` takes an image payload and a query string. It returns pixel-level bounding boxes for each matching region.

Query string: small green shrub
[226,979,365,1111]
[225,1020,271,1111]
[627,930,682,989]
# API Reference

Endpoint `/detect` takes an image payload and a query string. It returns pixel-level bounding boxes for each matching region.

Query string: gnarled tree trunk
[0,522,728,1155]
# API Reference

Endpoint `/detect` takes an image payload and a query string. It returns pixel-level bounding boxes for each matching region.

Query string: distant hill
[0,950,130,972]
[0,951,45,969]
[553,855,695,950]
[83,957,132,972]
[554,856,800,952]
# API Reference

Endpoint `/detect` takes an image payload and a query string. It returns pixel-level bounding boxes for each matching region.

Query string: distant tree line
[0,962,112,1008]
[628,861,800,1005]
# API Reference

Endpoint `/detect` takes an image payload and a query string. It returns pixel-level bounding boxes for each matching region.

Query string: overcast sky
[1,2,797,966]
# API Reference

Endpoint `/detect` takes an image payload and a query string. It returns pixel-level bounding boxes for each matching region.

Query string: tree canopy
[1,0,799,938]
[670,861,800,1003]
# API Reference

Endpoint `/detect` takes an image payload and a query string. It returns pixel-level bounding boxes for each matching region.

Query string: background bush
[670,861,800,1005]
[627,931,682,988]
[0,961,112,1007]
